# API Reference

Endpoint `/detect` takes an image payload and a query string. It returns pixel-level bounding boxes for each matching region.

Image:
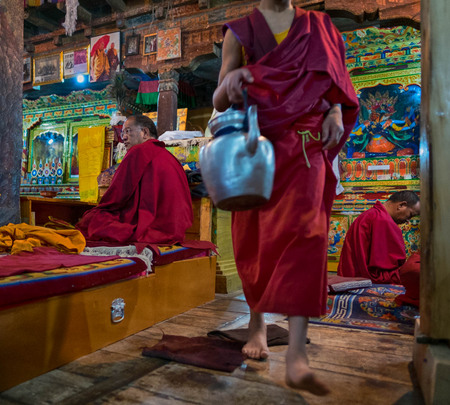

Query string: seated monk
[76,115,193,244]
[338,190,420,286]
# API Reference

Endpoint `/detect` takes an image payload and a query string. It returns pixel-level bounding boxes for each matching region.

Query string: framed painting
[157,28,181,61]
[90,32,120,83]
[23,57,32,84]
[63,46,89,78]
[28,122,68,185]
[125,34,140,56]
[33,52,63,86]
[143,34,157,55]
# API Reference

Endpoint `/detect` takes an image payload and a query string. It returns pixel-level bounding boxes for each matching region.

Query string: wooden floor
[1,291,425,405]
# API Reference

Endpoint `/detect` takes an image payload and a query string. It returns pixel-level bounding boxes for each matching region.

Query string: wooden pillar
[212,209,242,294]
[413,0,450,403]
[0,0,23,225]
[157,70,179,137]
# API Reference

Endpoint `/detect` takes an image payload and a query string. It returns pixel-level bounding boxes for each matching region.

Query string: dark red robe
[77,139,193,244]
[225,7,359,316]
[337,201,406,284]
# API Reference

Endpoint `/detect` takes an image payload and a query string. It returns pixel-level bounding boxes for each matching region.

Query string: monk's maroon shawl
[226,7,359,160]
[77,139,193,244]
[338,201,406,284]
[225,8,359,316]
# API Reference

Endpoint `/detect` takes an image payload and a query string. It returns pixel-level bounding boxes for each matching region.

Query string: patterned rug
[310,285,419,335]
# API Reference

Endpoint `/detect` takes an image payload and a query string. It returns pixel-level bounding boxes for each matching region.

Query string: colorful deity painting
[29,130,65,185]
[344,84,421,159]
[328,215,351,257]
[400,218,420,257]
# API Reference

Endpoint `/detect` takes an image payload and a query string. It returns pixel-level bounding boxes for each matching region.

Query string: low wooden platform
[1,291,425,404]
[19,196,213,243]
[0,255,216,392]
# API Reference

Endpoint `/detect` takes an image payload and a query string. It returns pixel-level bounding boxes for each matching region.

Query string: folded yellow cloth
[0,223,86,255]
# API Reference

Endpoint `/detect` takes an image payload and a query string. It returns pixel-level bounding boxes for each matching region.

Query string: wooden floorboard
[0,291,425,405]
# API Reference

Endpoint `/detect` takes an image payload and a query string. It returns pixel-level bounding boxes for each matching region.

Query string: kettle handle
[246,105,259,155]
[232,89,259,155]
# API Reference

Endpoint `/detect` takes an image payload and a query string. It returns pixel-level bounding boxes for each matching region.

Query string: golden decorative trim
[341,180,420,187]
[351,68,421,92]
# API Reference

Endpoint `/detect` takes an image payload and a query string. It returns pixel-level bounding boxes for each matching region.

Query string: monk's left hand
[322,104,344,150]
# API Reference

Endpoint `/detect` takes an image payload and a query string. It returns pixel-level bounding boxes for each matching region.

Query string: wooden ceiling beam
[106,0,127,12]
[324,0,420,25]
[24,9,61,33]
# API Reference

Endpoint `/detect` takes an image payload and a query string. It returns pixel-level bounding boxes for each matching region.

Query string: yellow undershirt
[273,28,290,44]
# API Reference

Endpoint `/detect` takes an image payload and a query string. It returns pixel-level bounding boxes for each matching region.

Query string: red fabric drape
[0,246,119,277]
[395,252,420,306]
[77,139,193,244]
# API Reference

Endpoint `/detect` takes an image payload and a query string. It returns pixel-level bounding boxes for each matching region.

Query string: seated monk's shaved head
[388,190,420,207]
[385,190,420,224]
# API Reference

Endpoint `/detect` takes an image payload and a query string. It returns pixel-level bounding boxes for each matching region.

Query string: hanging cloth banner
[78,126,105,203]
[136,80,159,106]
[136,79,196,108]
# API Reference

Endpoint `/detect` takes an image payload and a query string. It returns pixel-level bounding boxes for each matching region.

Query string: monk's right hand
[221,68,254,104]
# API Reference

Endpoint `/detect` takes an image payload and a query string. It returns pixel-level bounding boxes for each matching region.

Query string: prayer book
[327,275,372,293]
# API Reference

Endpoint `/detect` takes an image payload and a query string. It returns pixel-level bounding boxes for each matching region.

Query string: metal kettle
[199,102,275,211]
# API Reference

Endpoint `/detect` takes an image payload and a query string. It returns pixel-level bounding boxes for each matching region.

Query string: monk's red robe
[337,201,406,284]
[77,139,193,244]
[395,252,420,307]
[225,8,359,316]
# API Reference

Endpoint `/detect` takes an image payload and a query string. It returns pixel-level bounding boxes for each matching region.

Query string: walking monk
[213,0,359,395]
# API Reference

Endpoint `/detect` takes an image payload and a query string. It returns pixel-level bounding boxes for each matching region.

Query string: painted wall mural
[344,83,421,159]
[340,64,421,186]
[343,25,421,73]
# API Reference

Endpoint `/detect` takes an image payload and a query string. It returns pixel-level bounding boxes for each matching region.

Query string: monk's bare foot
[285,352,330,396]
[242,332,269,359]
[242,311,269,360]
